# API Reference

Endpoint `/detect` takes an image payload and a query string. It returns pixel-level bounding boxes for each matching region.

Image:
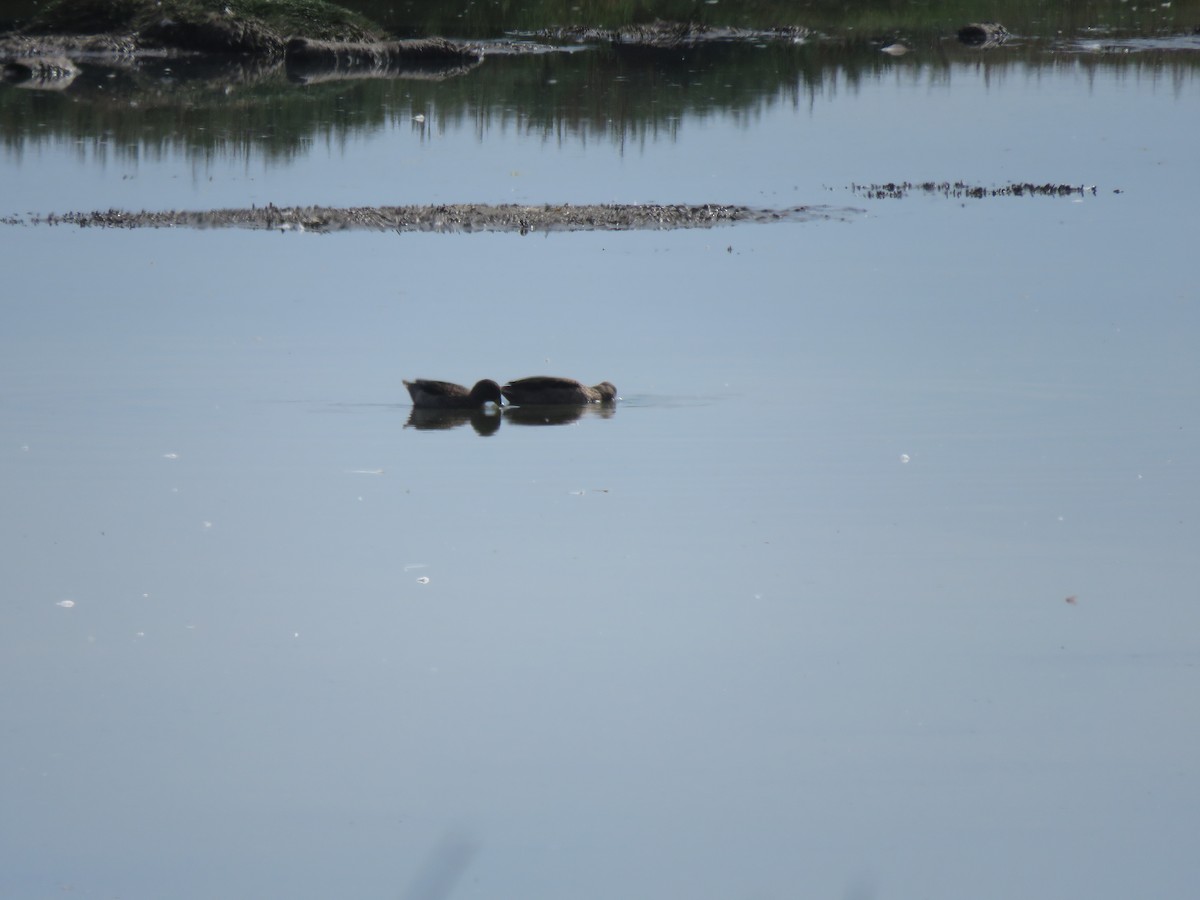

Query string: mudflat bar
[8,203,832,234]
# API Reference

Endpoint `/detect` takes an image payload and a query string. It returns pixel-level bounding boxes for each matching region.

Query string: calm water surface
[1,12,1199,900]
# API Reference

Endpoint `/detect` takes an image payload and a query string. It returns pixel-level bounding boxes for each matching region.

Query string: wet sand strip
[7,203,842,234]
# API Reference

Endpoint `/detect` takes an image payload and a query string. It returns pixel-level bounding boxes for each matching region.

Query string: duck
[500,376,618,406]
[404,379,504,409]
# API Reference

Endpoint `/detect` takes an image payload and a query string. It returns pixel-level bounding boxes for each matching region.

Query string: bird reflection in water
[404,407,501,436]
[405,403,617,432]
[503,404,617,426]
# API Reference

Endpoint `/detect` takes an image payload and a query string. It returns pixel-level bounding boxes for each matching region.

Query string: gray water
[2,31,1199,900]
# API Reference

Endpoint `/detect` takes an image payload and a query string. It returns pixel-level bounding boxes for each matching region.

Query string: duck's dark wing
[408,379,468,397]
[503,376,581,391]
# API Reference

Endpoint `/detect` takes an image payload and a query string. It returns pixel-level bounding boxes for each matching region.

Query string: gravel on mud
[6,202,838,234]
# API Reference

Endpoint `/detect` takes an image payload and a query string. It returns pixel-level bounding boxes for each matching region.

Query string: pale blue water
[2,49,1199,900]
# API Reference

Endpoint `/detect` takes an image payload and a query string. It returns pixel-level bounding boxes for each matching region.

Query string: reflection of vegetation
[2,32,1198,164]
[1,0,1198,164]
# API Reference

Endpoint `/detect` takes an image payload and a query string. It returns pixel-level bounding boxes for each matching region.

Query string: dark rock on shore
[2,54,78,88]
[957,22,1009,47]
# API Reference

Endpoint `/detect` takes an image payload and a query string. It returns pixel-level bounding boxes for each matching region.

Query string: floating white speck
[293,632,300,638]
[134,631,145,638]
[348,469,384,475]
[202,521,213,529]
[413,114,425,122]
[900,454,911,464]
[417,576,430,585]
[21,444,30,452]
[56,599,75,609]
[404,563,428,571]
[163,452,179,460]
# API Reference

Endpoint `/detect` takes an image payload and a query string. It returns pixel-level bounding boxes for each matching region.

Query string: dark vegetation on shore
[7,0,1199,51]
[23,0,383,51]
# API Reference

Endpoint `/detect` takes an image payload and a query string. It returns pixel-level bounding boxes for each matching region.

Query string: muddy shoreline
[3,202,839,234]
[1,182,1101,234]
[850,181,1100,199]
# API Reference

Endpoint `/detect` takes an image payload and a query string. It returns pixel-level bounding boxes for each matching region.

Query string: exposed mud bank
[2,183,1104,235]
[850,181,1101,199]
[6,202,836,234]
[534,21,811,47]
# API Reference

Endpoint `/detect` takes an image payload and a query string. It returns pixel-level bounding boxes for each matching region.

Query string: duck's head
[594,382,618,402]
[471,379,504,406]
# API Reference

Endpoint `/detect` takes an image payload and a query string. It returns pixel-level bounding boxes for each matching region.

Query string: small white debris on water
[293,632,300,638]
[134,631,145,638]
[56,599,75,609]
[900,453,911,464]
[21,444,30,452]
[413,114,425,123]
[404,563,428,571]
[202,521,213,529]
[348,469,384,475]
[417,577,430,585]
[163,452,179,460]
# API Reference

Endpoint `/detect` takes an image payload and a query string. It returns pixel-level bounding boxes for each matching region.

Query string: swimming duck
[501,376,618,405]
[404,379,504,409]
